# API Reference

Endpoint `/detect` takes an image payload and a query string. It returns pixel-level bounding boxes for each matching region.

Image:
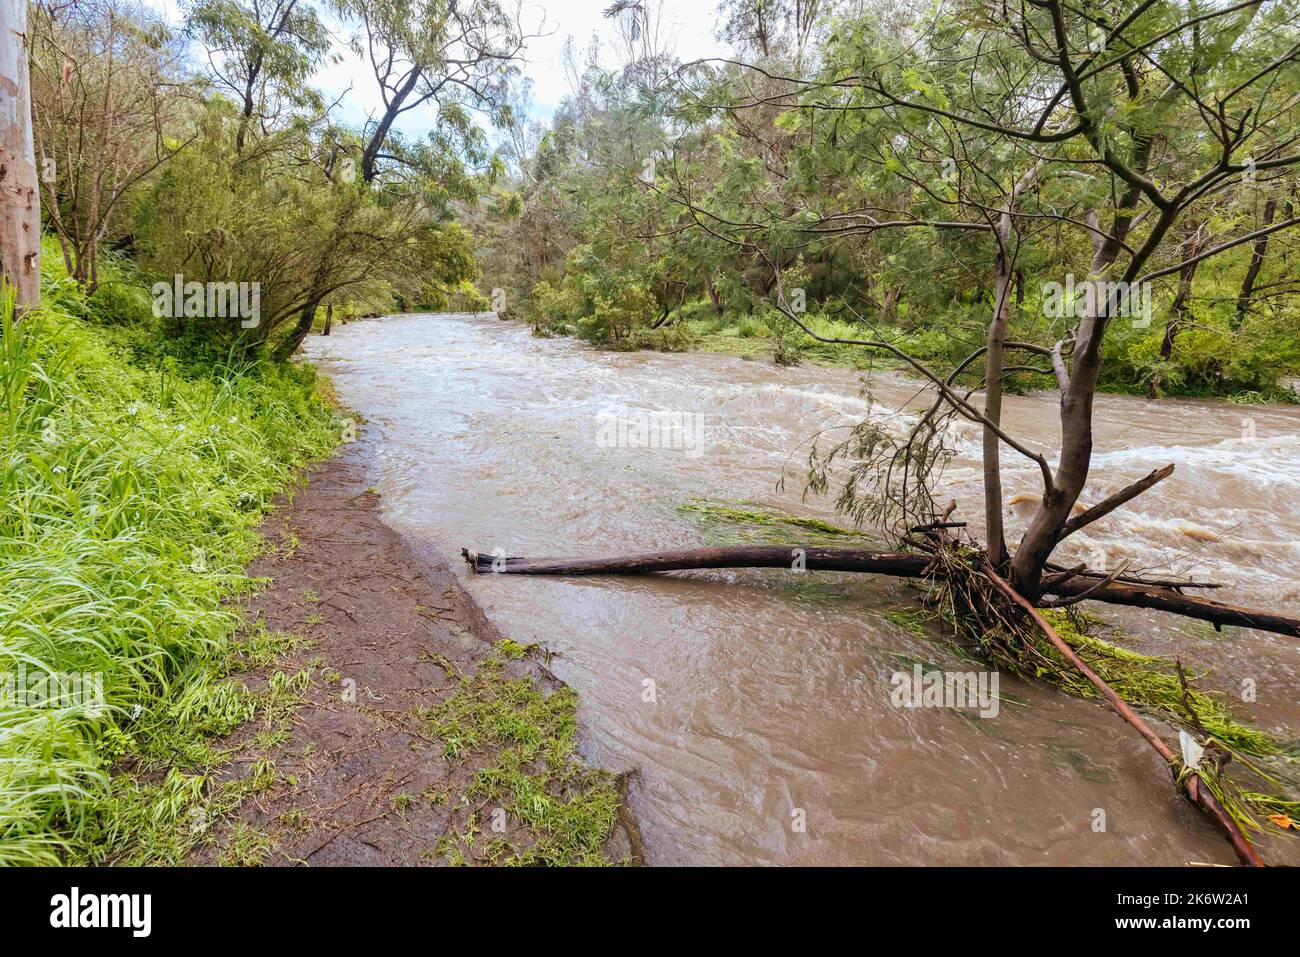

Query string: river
[306,312,1300,866]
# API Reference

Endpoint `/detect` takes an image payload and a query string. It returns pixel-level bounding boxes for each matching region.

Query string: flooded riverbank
[307,313,1300,866]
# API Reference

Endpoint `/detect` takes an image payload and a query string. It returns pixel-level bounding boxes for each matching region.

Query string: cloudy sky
[501,1,730,118]
[147,0,730,134]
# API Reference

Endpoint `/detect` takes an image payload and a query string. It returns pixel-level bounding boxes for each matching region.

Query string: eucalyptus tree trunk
[361,66,421,183]
[1234,197,1276,327]
[0,0,40,311]
[982,249,1014,566]
[1010,246,1121,599]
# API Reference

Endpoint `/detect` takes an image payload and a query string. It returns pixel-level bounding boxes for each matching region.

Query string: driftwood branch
[463,544,1300,638]
[1037,559,1130,608]
[979,561,1262,867]
[1058,464,1176,540]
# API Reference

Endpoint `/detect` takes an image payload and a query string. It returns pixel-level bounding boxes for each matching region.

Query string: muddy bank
[193,437,640,866]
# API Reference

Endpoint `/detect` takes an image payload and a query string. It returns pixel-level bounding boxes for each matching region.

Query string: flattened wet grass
[423,644,621,866]
[678,498,875,545]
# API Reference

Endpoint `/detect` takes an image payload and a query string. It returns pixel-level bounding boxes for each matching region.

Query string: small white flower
[53,465,66,474]
[127,403,139,415]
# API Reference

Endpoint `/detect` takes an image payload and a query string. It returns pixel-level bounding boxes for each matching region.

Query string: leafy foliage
[483,0,1300,397]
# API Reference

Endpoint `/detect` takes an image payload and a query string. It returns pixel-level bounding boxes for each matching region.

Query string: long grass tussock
[421,644,620,866]
[0,252,341,864]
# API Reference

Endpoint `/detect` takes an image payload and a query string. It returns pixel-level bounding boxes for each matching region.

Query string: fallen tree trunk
[467,541,1280,864]
[463,546,934,578]
[1046,574,1300,638]
[462,545,1300,639]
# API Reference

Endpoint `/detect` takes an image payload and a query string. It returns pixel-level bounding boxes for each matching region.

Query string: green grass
[421,652,620,866]
[0,257,341,865]
[70,629,312,865]
[678,498,875,545]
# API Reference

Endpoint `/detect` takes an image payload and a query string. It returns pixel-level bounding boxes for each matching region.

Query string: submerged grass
[681,497,1298,844]
[678,498,875,545]
[1036,612,1287,761]
[421,647,620,866]
[0,261,341,864]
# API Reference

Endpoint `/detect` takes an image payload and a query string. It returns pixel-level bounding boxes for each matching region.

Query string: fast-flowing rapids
[307,313,1300,865]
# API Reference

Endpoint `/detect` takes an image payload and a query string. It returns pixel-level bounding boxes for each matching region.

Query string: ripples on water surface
[307,313,1300,865]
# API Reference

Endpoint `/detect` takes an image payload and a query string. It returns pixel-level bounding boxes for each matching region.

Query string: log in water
[463,546,1300,638]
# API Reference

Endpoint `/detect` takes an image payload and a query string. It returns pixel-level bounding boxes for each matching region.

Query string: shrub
[759,305,805,366]
[628,323,696,352]
[527,279,585,335]
[577,284,658,348]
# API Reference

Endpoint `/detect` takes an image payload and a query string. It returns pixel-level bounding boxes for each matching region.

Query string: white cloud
[518,0,731,118]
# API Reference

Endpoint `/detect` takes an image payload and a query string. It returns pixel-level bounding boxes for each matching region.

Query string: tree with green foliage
[186,0,333,155]
[331,0,531,183]
[492,0,1300,597]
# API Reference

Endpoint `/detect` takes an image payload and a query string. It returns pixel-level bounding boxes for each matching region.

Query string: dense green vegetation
[24,0,509,355]
[4,0,654,866]
[18,0,1297,397]
[0,249,341,864]
[479,0,1300,400]
[3,0,1298,868]
[5,0,637,868]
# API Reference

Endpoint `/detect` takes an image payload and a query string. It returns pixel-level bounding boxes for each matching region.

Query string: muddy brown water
[306,313,1300,866]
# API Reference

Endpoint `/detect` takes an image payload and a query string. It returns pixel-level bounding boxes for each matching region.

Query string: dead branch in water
[1037,559,1131,608]
[462,545,1300,639]
[979,562,1263,867]
[462,546,936,578]
[1043,562,1223,591]
[1044,574,1300,638]
[1058,464,1176,540]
